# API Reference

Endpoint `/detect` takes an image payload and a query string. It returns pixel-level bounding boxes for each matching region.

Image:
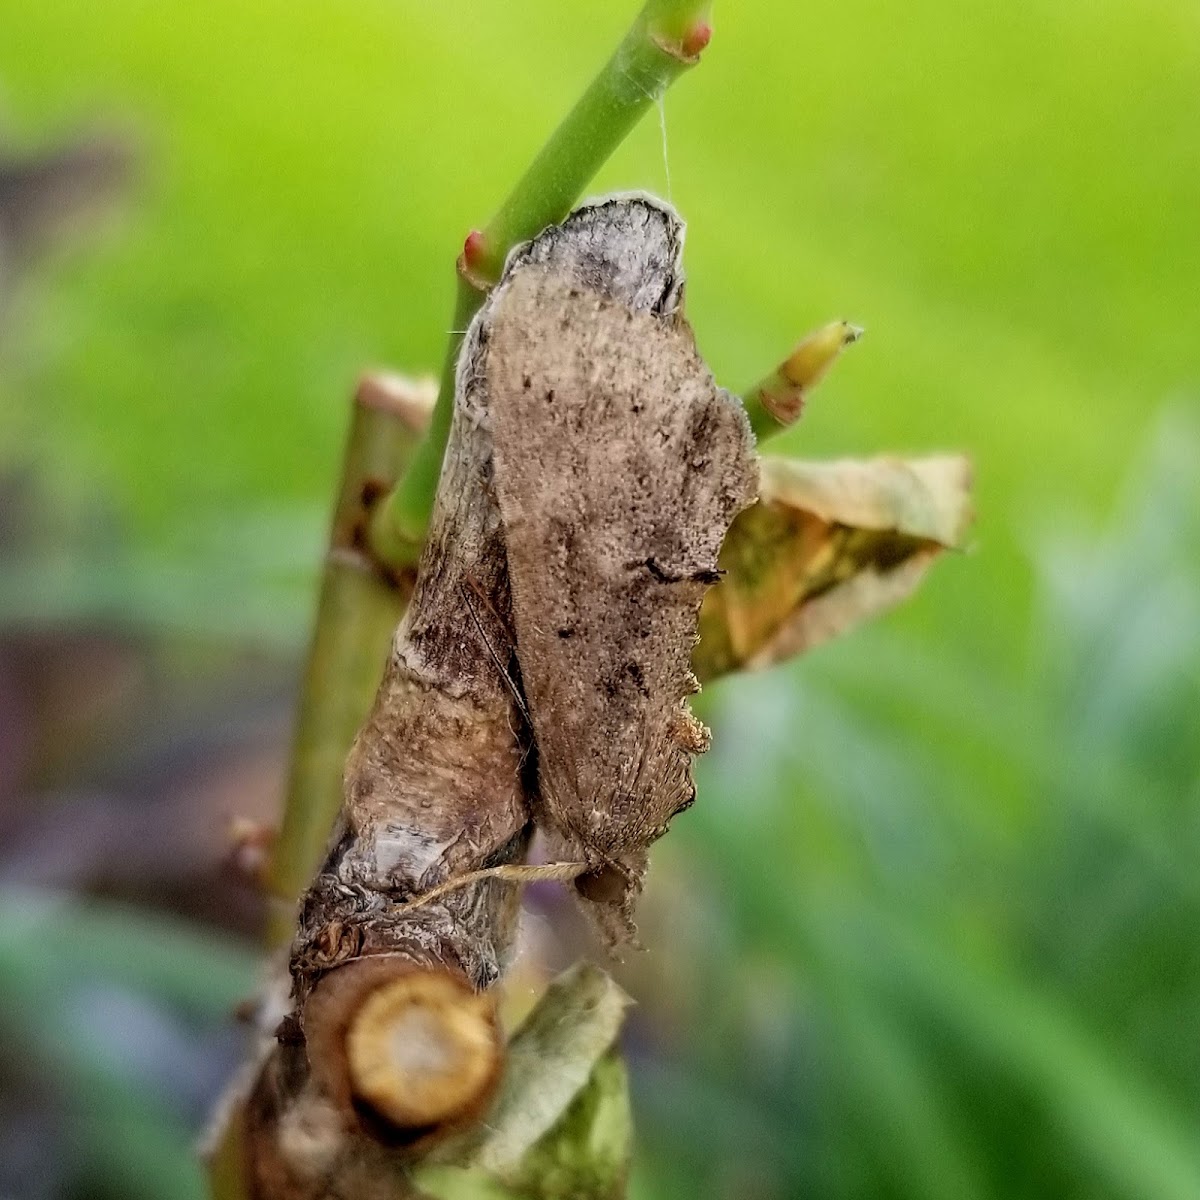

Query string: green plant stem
[372,0,714,562]
[743,320,864,443]
[265,373,432,947]
[367,278,478,568]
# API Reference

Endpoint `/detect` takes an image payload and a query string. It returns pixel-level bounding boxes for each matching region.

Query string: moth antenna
[391,862,588,915]
[458,579,531,727]
[460,579,592,849]
[461,571,514,639]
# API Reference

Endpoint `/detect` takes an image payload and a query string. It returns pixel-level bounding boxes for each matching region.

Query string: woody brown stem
[214,249,538,1197]
[213,200,699,1200]
[292,957,504,1145]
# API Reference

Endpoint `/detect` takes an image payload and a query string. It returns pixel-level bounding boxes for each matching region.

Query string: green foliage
[0,890,256,1199]
[639,414,1200,1198]
[418,965,632,1200]
[0,1,1197,1197]
[2,0,1196,660]
[383,0,713,546]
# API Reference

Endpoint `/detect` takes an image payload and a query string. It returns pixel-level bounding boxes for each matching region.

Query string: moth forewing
[485,263,756,942]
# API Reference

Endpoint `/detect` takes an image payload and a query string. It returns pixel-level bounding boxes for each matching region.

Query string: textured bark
[268,372,436,942]
[288,271,535,1001]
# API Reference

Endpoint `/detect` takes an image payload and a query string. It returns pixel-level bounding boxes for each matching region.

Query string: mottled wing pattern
[487,268,756,938]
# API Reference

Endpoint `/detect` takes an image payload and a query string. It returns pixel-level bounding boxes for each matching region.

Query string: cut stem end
[346,970,502,1132]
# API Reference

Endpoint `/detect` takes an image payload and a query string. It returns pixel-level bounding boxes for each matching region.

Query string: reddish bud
[226,816,276,884]
[458,228,495,291]
[681,21,712,58]
[462,229,486,268]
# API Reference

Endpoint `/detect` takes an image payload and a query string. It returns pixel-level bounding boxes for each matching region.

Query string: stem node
[659,19,712,61]
[458,228,494,291]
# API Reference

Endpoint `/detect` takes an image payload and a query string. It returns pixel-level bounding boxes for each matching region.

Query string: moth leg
[574,850,648,953]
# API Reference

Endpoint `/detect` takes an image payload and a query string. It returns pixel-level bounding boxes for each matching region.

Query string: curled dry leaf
[695,454,973,680]
[290,195,757,976]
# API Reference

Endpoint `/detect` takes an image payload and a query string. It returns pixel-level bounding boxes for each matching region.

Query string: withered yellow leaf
[695,455,973,680]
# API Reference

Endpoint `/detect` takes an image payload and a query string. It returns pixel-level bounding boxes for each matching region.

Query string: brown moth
[476,196,758,941]
[232,202,753,1196]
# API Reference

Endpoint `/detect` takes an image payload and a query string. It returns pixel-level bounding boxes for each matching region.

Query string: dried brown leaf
[695,454,973,679]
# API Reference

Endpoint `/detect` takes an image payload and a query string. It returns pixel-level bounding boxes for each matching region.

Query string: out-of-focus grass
[0,889,256,1199]
[633,414,1200,1199]
[0,1,1197,1197]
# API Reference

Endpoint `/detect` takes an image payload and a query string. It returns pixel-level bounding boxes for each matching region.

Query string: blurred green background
[1,1,1197,1197]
